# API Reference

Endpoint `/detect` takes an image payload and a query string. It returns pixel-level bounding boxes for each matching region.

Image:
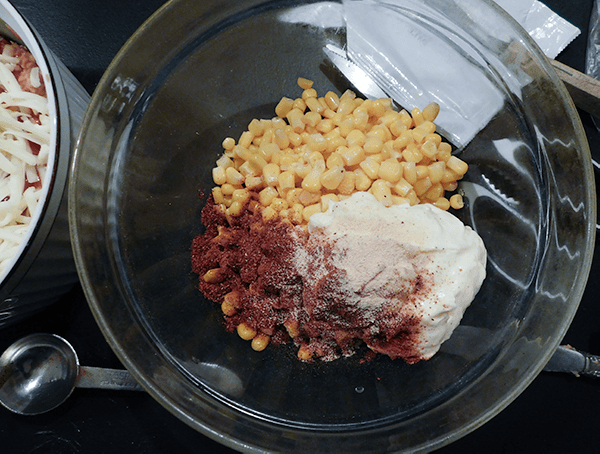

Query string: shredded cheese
[0,40,50,275]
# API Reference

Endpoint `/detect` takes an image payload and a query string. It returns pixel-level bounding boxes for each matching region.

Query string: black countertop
[1,0,599,452]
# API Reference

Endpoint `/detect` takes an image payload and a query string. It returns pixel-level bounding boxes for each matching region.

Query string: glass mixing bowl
[69,0,595,452]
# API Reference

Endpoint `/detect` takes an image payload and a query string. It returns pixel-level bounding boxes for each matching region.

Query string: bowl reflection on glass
[69,0,595,452]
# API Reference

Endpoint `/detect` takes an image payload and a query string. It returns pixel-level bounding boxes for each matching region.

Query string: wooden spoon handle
[552,59,600,118]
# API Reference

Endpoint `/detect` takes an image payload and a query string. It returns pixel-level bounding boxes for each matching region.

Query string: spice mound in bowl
[192,77,487,363]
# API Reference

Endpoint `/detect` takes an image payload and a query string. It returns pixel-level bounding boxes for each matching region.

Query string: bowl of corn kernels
[69,0,595,452]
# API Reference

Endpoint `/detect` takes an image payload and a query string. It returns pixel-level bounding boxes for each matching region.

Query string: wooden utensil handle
[552,59,600,118]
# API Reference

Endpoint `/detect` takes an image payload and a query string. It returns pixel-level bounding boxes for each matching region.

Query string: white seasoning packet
[495,0,581,59]
[280,0,580,148]
[343,0,507,148]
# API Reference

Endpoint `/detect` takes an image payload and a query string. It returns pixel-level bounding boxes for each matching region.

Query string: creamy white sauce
[307,192,487,360]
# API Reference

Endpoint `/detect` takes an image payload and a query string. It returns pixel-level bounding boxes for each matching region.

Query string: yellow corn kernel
[302,165,324,193]
[326,152,345,169]
[307,133,327,153]
[420,140,438,159]
[262,163,280,186]
[398,109,413,128]
[406,189,419,206]
[286,108,305,133]
[224,291,240,308]
[222,137,236,151]
[221,300,237,316]
[324,91,340,110]
[428,161,445,184]
[359,156,380,180]
[340,145,366,167]
[216,154,233,170]
[245,175,263,190]
[251,333,270,352]
[414,176,433,196]
[259,186,279,206]
[364,137,384,155]
[273,128,289,150]
[238,131,254,149]
[306,97,324,114]
[367,124,392,143]
[353,111,369,132]
[212,187,225,204]
[346,129,366,148]
[288,132,302,147]
[316,119,334,134]
[203,268,224,284]
[437,142,452,162]
[391,195,410,206]
[393,130,413,151]
[234,144,252,161]
[293,97,307,113]
[378,158,402,184]
[298,77,314,89]
[402,143,423,163]
[443,181,458,192]
[298,189,321,206]
[212,166,227,185]
[237,323,257,341]
[232,188,250,204]
[422,102,440,122]
[270,197,289,212]
[354,168,372,191]
[337,170,356,195]
[261,206,278,221]
[390,119,407,138]
[286,188,303,206]
[320,166,345,190]
[227,201,244,216]
[433,197,451,211]
[238,160,256,178]
[275,97,294,118]
[391,178,412,197]
[371,179,393,207]
[225,167,244,185]
[248,119,264,137]
[441,168,461,184]
[302,203,322,222]
[290,203,304,224]
[338,117,355,137]
[248,154,268,172]
[412,127,428,145]
[411,107,424,127]
[277,170,295,191]
[303,111,322,127]
[450,193,464,209]
[326,134,346,154]
[298,346,313,361]
[415,165,429,180]
[447,156,469,176]
[423,183,444,202]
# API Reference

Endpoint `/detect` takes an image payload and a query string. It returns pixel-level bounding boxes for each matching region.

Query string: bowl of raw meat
[69,0,595,452]
[0,0,89,327]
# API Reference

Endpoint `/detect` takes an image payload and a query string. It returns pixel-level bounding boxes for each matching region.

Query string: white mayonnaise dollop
[307,192,487,360]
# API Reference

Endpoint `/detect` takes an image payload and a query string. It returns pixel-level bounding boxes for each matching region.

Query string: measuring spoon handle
[77,366,144,391]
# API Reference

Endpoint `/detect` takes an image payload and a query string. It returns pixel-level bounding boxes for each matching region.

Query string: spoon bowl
[0,333,78,415]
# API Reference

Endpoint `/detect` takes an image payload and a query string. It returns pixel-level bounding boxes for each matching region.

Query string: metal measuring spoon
[0,333,143,415]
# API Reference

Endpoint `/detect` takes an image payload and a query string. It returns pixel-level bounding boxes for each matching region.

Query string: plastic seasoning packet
[279,1,579,148]
[342,0,580,148]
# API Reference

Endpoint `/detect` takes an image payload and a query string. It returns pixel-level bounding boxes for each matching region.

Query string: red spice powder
[191,197,429,363]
